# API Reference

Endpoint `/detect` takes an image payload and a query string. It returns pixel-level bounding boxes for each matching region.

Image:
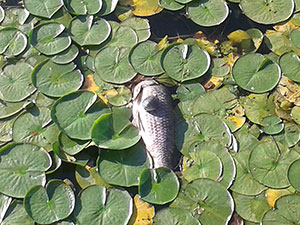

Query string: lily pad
[24,180,75,224]
[161,43,211,82]
[262,116,284,135]
[69,16,111,46]
[288,159,300,192]
[0,62,36,102]
[187,0,229,26]
[233,192,270,223]
[0,143,51,198]
[240,0,294,24]
[121,17,151,42]
[0,27,27,57]
[0,194,12,224]
[0,118,13,143]
[51,90,109,140]
[32,60,83,97]
[139,168,179,205]
[94,46,137,84]
[232,53,281,93]
[170,178,234,225]
[291,106,300,125]
[129,40,164,76]
[51,44,79,64]
[183,150,223,182]
[74,185,133,225]
[105,86,131,106]
[2,200,34,225]
[0,99,30,119]
[159,0,185,11]
[30,22,71,55]
[24,0,63,18]
[0,6,4,23]
[97,0,119,16]
[262,195,300,225]
[58,132,90,155]
[91,106,140,149]
[249,139,299,188]
[64,0,102,15]
[279,52,300,82]
[98,143,150,187]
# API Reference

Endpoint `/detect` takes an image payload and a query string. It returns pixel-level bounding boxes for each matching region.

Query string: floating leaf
[129,40,164,76]
[24,180,75,224]
[291,106,300,124]
[232,53,281,93]
[51,44,79,64]
[97,0,119,16]
[187,0,229,27]
[32,60,83,97]
[279,52,300,82]
[69,16,111,46]
[2,200,34,225]
[94,46,137,84]
[64,0,102,15]
[240,0,294,25]
[170,179,234,225]
[159,0,184,11]
[0,194,12,224]
[74,185,133,225]
[288,159,300,192]
[139,168,179,205]
[183,150,222,182]
[105,87,131,106]
[0,6,4,23]
[30,22,71,55]
[58,132,90,155]
[121,17,151,42]
[129,195,155,225]
[51,90,109,140]
[131,0,163,17]
[91,107,140,149]
[262,116,284,135]
[0,62,36,102]
[233,192,270,223]
[265,188,291,208]
[0,143,51,198]
[0,27,27,57]
[249,139,299,188]
[24,0,63,18]
[98,143,149,187]
[153,207,199,225]
[161,43,211,82]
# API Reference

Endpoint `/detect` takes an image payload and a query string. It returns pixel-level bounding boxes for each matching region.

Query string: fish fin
[142,96,159,112]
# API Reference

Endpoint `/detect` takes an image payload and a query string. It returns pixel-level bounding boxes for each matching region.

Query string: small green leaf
[24,0,63,18]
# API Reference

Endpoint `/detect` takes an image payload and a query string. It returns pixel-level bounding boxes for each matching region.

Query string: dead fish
[132,79,179,169]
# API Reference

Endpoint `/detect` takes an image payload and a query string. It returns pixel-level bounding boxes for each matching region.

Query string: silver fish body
[132,80,177,169]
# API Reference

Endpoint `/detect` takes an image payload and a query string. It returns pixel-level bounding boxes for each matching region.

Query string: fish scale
[132,80,178,169]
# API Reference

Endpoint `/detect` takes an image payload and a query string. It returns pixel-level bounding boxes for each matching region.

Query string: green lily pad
[249,139,299,188]
[0,62,36,102]
[51,90,109,140]
[12,107,60,149]
[0,193,12,224]
[91,107,140,149]
[0,143,51,198]
[139,168,179,205]
[175,0,193,3]
[288,159,300,192]
[262,195,300,225]
[69,16,111,46]
[32,60,83,97]
[232,53,281,93]
[159,0,185,11]
[192,87,237,116]
[0,27,27,57]
[24,0,63,18]
[74,185,133,225]
[262,116,284,135]
[170,179,234,225]
[233,192,270,223]
[24,180,75,224]
[30,22,71,55]
[240,0,294,24]
[240,93,275,125]
[291,106,300,125]
[94,46,137,84]
[183,150,223,182]
[64,0,102,15]
[0,99,30,119]
[129,40,164,76]
[51,44,79,64]
[2,200,34,225]
[279,52,300,82]
[187,0,229,26]
[290,29,300,49]
[75,165,111,189]
[97,0,119,16]
[161,43,210,82]
[283,123,300,147]
[121,17,151,42]
[106,86,131,106]
[58,132,90,155]
[211,58,230,77]
[0,6,4,23]
[98,143,150,187]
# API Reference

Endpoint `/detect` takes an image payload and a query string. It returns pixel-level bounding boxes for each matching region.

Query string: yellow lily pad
[227,30,251,44]
[128,195,155,225]
[132,0,163,17]
[265,188,292,208]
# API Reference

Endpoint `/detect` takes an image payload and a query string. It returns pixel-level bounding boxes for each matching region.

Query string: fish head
[132,79,159,101]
